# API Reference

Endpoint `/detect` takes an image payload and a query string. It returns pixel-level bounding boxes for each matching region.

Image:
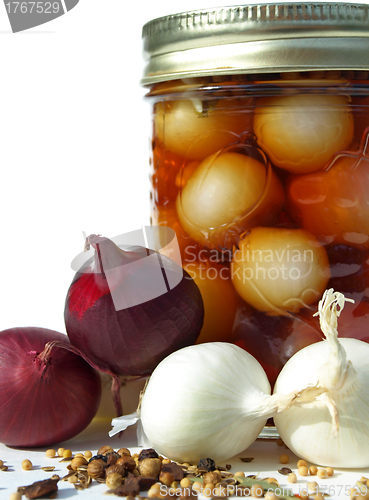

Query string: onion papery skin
[274,338,369,468]
[0,327,101,448]
[64,238,204,378]
[140,342,271,464]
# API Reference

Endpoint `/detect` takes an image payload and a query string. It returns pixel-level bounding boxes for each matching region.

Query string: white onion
[110,342,298,464]
[274,289,369,468]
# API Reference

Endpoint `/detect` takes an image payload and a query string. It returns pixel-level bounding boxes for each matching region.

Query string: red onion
[64,234,204,414]
[0,327,101,447]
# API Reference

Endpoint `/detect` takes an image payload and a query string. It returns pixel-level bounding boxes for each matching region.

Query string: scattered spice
[18,478,59,499]
[197,458,216,471]
[21,459,33,471]
[45,449,56,459]
[239,457,254,463]
[279,454,289,464]
[41,466,56,472]
[277,467,293,476]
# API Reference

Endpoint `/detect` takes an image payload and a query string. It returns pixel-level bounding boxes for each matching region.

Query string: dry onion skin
[110,343,299,464]
[254,94,354,174]
[274,289,369,468]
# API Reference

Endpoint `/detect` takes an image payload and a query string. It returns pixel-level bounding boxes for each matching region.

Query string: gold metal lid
[142,2,369,85]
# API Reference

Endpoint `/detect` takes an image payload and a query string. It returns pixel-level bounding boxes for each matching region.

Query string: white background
[0,0,366,334]
[0,0,244,333]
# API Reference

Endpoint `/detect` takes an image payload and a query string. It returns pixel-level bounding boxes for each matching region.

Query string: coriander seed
[138,458,162,478]
[106,472,123,489]
[71,456,88,470]
[45,449,56,459]
[21,459,32,471]
[98,445,114,456]
[279,454,289,464]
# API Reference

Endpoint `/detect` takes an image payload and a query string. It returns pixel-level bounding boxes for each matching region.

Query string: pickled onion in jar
[288,152,369,248]
[176,150,284,250]
[154,97,254,161]
[231,227,330,314]
[184,261,238,343]
[254,94,354,174]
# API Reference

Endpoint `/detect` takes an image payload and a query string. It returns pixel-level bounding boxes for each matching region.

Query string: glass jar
[142,3,369,386]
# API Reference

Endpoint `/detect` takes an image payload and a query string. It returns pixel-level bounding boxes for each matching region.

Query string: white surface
[1,0,369,498]
[1,420,369,499]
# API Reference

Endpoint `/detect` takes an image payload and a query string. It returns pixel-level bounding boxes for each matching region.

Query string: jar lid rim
[142,2,369,84]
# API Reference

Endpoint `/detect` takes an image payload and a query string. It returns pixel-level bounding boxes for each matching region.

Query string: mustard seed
[279,454,289,464]
[297,459,308,468]
[160,471,175,487]
[148,483,161,497]
[298,466,309,476]
[63,449,72,458]
[314,494,324,500]
[287,473,297,483]
[74,453,84,458]
[234,471,246,478]
[299,490,310,500]
[326,467,334,477]
[251,484,264,498]
[192,482,203,493]
[9,493,22,500]
[162,458,171,464]
[57,447,65,457]
[265,493,279,500]
[317,469,327,479]
[84,450,93,459]
[45,449,56,459]
[21,459,32,471]
[309,466,318,476]
[180,478,192,488]
[308,481,318,492]
[0,460,3,467]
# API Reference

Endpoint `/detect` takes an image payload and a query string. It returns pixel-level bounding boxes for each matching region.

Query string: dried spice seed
[279,454,289,464]
[41,466,56,472]
[20,478,59,499]
[162,462,186,481]
[278,467,293,475]
[116,455,137,471]
[117,448,131,457]
[197,458,216,471]
[239,457,254,463]
[139,448,159,461]
[98,445,115,456]
[0,465,9,471]
[89,454,108,463]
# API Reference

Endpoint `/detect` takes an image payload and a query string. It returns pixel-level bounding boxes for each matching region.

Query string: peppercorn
[138,458,162,478]
[180,478,192,489]
[87,459,106,479]
[106,472,123,490]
